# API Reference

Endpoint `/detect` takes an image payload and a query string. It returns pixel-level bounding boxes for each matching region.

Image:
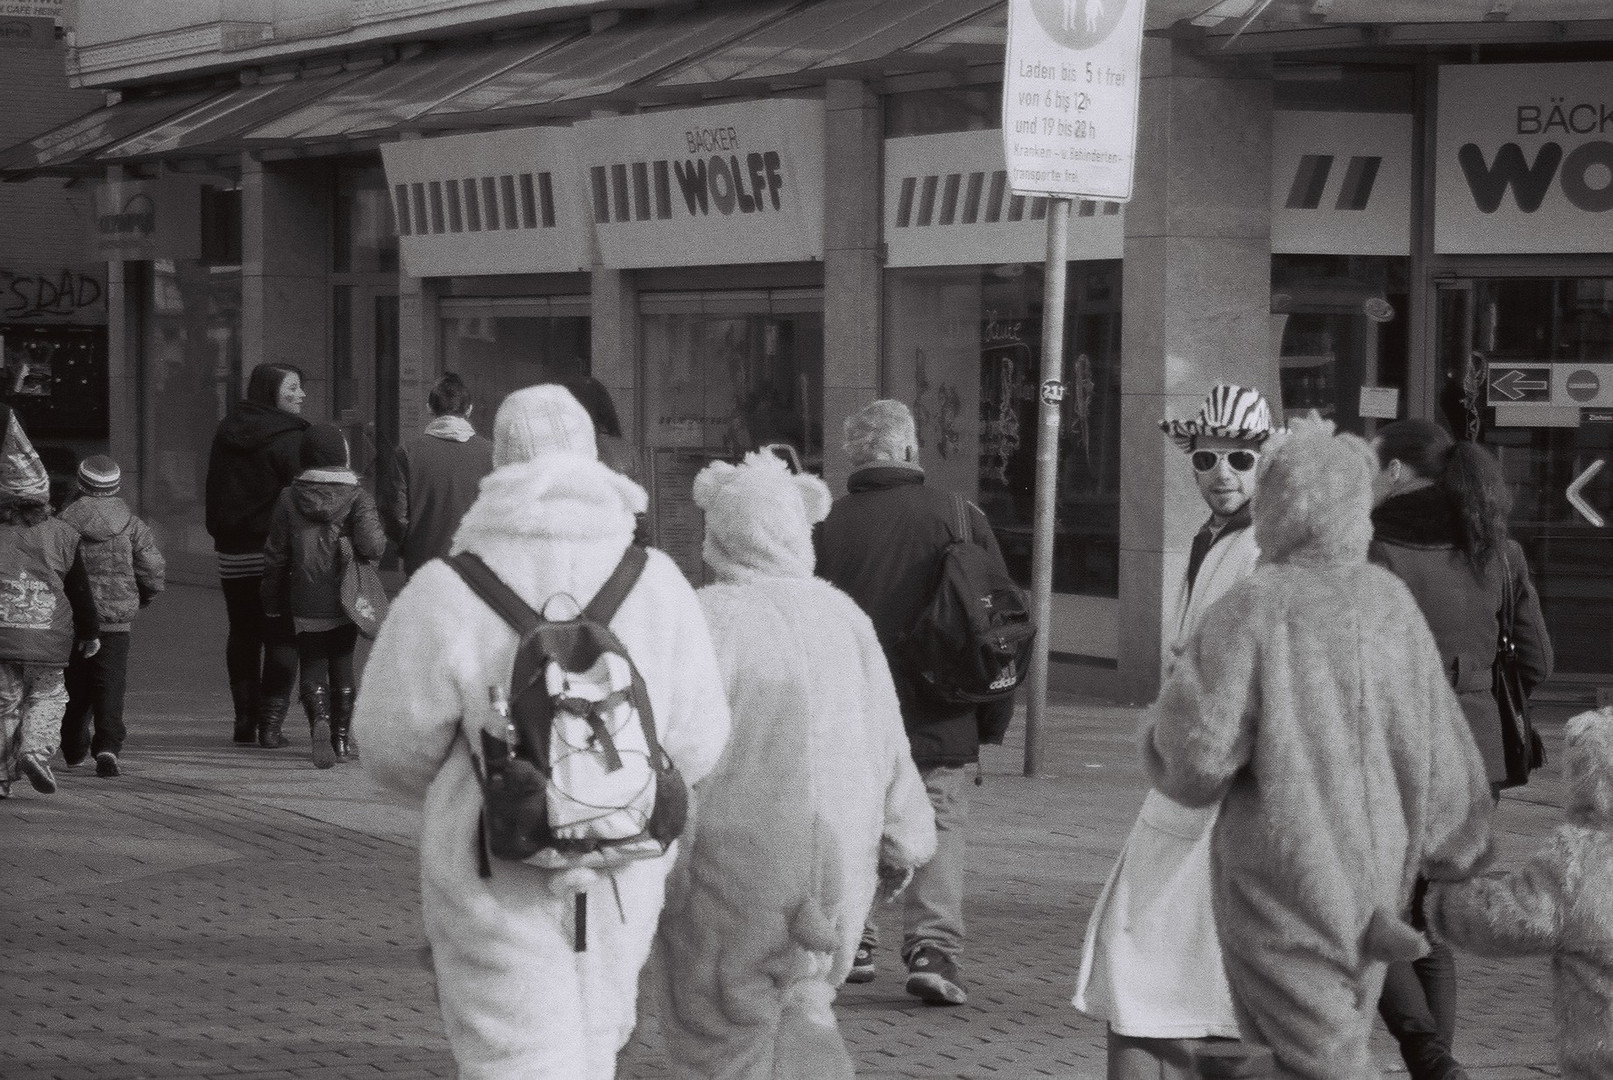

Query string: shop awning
[0,88,218,178]
[95,70,365,162]
[244,34,579,143]
[419,1,800,121]
[652,0,1001,90]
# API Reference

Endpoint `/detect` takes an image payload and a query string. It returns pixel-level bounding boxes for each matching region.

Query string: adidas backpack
[445,545,688,878]
[898,494,1036,705]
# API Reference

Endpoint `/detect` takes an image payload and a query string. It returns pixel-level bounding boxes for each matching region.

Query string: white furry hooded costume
[1142,419,1495,1080]
[1428,706,1613,1080]
[655,451,937,1080]
[352,385,731,1080]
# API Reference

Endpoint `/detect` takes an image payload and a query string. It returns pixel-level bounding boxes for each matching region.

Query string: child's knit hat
[0,408,49,504]
[77,455,121,496]
[300,424,349,470]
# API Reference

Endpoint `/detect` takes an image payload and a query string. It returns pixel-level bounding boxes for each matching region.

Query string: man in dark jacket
[379,373,494,577]
[817,399,1014,1007]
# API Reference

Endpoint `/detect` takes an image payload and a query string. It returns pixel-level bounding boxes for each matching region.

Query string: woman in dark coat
[204,363,309,749]
[1368,419,1554,1080]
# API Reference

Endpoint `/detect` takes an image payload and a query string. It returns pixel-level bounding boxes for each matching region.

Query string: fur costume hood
[1428,708,1613,1080]
[1144,418,1495,1079]
[656,452,935,1080]
[691,451,830,581]
[354,451,729,1080]
[1253,416,1377,567]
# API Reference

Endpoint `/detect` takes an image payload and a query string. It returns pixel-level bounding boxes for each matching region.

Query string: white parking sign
[1002,0,1146,200]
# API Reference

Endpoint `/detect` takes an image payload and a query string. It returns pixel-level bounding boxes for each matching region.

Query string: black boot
[257,694,291,749]
[231,680,259,744]
[331,687,356,762]
[302,686,335,770]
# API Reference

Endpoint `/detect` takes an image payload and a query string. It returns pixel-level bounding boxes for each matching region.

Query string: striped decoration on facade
[893,172,1121,227]
[1283,155,1383,211]
[391,173,558,236]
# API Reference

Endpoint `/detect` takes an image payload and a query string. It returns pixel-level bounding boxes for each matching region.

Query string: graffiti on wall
[1,269,105,322]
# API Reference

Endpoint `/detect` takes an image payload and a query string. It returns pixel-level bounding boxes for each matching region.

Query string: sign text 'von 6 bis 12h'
[1001,0,1147,201]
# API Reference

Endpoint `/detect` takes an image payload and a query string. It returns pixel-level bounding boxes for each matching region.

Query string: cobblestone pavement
[1,584,1569,1079]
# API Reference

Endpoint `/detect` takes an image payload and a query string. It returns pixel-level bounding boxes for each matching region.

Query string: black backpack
[445,545,688,880]
[898,494,1036,705]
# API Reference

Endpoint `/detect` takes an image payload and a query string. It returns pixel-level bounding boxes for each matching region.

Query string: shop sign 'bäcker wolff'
[575,98,825,269]
[1436,62,1613,255]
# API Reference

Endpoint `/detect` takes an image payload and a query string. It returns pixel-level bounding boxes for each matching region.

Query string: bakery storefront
[881,121,1125,665]
[1429,60,1613,678]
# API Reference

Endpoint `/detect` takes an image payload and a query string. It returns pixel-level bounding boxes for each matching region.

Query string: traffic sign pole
[1025,197,1070,778]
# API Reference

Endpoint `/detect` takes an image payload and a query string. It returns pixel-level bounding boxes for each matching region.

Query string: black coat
[205,402,310,555]
[816,466,1015,769]
[378,426,494,576]
[1370,486,1553,784]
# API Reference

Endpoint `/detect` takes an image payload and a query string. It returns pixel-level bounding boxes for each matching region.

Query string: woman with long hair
[204,363,309,749]
[1369,418,1554,1080]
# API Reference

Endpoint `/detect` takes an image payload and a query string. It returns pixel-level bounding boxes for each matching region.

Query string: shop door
[332,283,400,486]
[438,296,593,427]
[1437,277,1613,678]
[640,288,824,582]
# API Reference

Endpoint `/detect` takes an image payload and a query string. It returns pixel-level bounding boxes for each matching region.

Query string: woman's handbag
[1495,544,1545,788]
[338,536,389,639]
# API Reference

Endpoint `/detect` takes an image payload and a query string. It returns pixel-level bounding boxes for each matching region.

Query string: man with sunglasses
[1074,383,1279,1078]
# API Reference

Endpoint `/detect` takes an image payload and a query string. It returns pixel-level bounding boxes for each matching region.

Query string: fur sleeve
[853,606,937,871]
[351,563,466,800]
[1426,834,1569,958]
[1141,589,1259,808]
[646,552,731,789]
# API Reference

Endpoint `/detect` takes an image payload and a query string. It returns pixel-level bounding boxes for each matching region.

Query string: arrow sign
[1487,365,1552,403]
[1567,458,1606,528]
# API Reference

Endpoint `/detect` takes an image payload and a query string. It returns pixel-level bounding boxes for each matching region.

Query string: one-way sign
[1487,364,1552,404]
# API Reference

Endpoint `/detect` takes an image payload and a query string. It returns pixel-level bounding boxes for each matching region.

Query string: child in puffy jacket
[0,408,99,798]
[1428,706,1613,1080]
[262,425,386,770]
[57,456,165,778]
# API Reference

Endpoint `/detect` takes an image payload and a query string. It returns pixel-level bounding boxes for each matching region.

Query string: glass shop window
[883,261,1122,598]
[438,297,593,425]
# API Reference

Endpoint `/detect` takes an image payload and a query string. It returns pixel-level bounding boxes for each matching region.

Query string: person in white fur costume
[654,450,937,1080]
[1427,706,1613,1080]
[1143,417,1496,1080]
[351,384,731,1080]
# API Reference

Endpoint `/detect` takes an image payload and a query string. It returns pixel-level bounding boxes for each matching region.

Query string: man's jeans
[865,764,970,962]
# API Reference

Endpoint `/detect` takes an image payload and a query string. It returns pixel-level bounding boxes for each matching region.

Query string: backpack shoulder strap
[444,552,541,636]
[950,493,970,546]
[583,544,648,625]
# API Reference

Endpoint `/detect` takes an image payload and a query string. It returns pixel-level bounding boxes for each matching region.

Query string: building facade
[6,0,1611,697]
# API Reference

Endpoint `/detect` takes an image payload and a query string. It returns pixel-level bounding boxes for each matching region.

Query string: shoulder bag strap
[949,492,968,546]
[444,552,541,636]
[583,544,648,626]
[1497,542,1516,642]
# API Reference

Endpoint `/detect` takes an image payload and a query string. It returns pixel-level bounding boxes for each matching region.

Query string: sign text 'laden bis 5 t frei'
[1002,0,1146,201]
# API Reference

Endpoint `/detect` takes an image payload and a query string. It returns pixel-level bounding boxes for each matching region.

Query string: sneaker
[20,754,57,794]
[63,751,88,768]
[95,752,120,778]
[847,941,876,984]
[904,945,967,1006]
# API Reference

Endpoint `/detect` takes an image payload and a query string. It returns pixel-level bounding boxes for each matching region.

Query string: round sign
[1027,0,1130,49]
[1567,370,1601,403]
[1040,379,1066,406]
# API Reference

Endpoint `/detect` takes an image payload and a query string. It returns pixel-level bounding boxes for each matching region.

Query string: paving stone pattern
[0,586,1566,1079]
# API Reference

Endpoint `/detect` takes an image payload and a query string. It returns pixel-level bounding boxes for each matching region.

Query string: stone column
[103,165,141,512]
[240,155,330,415]
[822,79,882,494]
[590,266,640,479]
[1116,42,1275,701]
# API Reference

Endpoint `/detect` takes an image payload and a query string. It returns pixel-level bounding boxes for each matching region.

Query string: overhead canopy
[10,0,1613,179]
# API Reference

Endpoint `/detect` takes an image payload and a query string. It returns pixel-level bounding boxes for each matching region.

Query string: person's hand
[77,638,100,658]
[876,861,914,904]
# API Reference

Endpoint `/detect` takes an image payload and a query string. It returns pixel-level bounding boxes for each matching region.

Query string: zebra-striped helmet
[1160,384,1279,451]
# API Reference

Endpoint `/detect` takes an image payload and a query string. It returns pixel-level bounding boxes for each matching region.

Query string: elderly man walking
[816,399,1015,1007]
[1074,384,1279,1078]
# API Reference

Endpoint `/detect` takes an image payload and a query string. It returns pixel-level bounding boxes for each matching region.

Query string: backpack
[898,494,1036,705]
[445,545,688,879]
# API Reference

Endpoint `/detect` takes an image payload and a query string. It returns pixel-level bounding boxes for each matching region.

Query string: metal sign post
[1025,197,1070,778]
[1003,0,1145,776]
